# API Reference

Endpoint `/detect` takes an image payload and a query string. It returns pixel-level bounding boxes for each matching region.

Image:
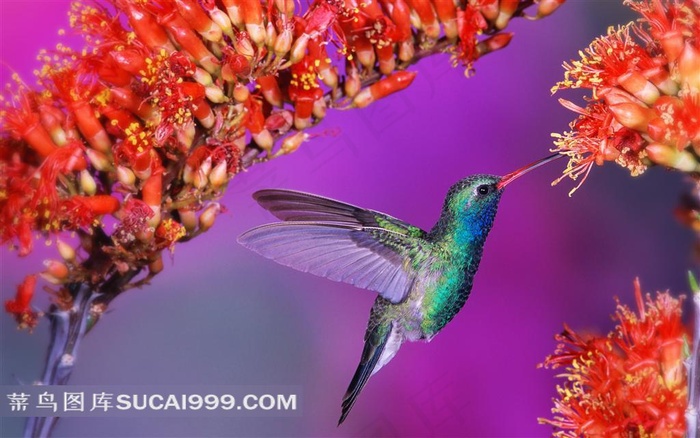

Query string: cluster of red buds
[550,0,700,195]
[0,0,563,331]
[539,279,687,437]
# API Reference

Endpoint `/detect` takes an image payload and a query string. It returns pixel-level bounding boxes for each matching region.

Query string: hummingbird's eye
[477,185,490,196]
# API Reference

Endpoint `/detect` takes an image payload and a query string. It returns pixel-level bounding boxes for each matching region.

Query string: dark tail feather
[338,322,392,426]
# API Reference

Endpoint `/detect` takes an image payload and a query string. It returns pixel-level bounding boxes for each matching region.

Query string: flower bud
[480,0,499,21]
[608,102,655,132]
[352,71,416,108]
[476,33,513,57]
[149,254,164,275]
[194,67,213,86]
[495,0,518,29]
[148,207,161,228]
[194,156,212,189]
[117,166,136,188]
[210,7,234,38]
[252,129,274,151]
[178,208,198,232]
[647,117,666,141]
[234,134,246,153]
[86,148,112,171]
[42,260,69,284]
[247,24,266,48]
[356,46,376,70]
[183,163,195,184]
[318,64,338,89]
[646,143,699,172]
[344,67,361,98]
[617,71,659,105]
[234,32,256,59]
[209,160,229,187]
[601,87,638,106]
[378,49,396,75]
[40,273,63,285]
[290,34,310,64]
[205,85,227,103]
[535,0,565,19]
[678,41,700,92]
[233,83,250,102]
[80,170,97,196]
[312,98,327,119]
[398,41,414,62]
[275,0,295,17]
[294,113,312,130]
[646,68,679,96]
[258,76,283,107]
[56,239,76,262]
[39,105,68,146]
[276,131,309,156]
[225,1,244,28]
[198,203,221,232]
[660,29,684,63]
[265,21,277,48]
[274,28,293,58]
[177,120,196,149]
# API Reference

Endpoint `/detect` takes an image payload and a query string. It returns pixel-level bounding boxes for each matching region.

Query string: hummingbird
[238,153,561,425]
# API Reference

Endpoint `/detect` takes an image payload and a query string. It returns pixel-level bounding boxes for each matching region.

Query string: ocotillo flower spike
[539,279,688,437]
[1,0,562,330]
[551,0,700,196]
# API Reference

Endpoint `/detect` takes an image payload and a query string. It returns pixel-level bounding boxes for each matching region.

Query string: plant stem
[24,283,94,438]
[23,264,141,438]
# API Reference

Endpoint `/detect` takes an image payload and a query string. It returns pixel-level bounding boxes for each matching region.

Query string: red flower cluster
[4,275,40,331]
[539,279,688,436]
[0,0,562,329]
[551,0,700,195]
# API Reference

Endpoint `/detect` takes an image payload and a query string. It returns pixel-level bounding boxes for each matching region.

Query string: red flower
[5,275,40,331]
[112,198,154,246]
[455,4,489,73]
[539,279,687,437]
[155,218,186,250]
[1,0,562,330]
[288,56,324,129]
[1,85,60,158]
[553,0,700,193]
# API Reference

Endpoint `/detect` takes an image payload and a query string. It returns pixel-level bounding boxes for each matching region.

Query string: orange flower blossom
[551,0,700,195]
[539,279,688,437]
[0,0,564,330]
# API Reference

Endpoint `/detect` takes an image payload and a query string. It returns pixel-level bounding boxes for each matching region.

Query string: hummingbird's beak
[496,153,563,189]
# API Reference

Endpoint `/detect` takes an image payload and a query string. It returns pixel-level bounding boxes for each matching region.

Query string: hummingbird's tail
[338,321,400,425]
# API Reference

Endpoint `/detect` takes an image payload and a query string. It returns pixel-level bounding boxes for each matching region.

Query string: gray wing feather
[238,222,423,303]
[253,189,426,238]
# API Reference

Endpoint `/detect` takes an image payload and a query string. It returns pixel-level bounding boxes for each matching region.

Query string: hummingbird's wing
[238,190,431,304]
[251,189,426,238]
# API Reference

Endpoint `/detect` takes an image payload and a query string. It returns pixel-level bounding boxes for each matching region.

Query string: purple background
[0,1,694,436]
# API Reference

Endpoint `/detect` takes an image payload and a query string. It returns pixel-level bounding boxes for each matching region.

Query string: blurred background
[0,1,693,436]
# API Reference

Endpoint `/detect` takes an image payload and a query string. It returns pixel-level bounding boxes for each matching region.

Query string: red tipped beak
[496,153,563,189]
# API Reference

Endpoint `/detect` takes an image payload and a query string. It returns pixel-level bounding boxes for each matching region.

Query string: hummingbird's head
[437,174,504,241]
[446,174,504,216]
[432,154,563,242]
